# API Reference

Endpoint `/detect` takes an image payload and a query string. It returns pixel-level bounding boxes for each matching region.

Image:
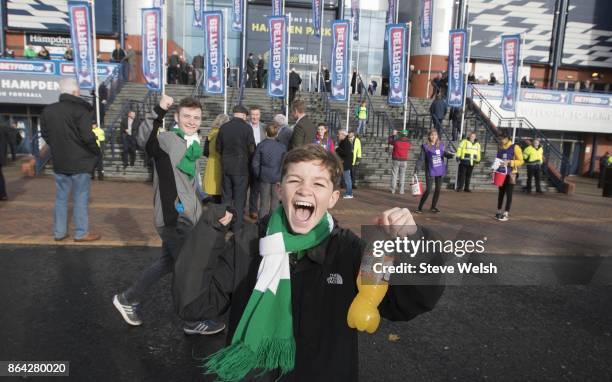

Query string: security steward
[522,138,544,194]
[455,131,481,192]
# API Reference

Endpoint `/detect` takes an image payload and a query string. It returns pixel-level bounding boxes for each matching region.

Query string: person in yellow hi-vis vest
[522,138,544,194]
[354,101,368,135]
[92,123,105,180]
[455,132,481,192]
[349,131,362,188]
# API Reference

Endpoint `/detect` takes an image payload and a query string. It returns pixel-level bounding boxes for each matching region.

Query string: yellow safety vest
[523,145,543,164]
[358,106,367,120]
[456,139,481,166]
[93,126,106,147]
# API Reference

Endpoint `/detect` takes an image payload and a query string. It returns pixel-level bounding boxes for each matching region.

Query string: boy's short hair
[291,100,306,114]
[266,121,280,138]
[249,105,261,112]
[232,104,249,115]
[178,97,202,112]
[281,144,343,189]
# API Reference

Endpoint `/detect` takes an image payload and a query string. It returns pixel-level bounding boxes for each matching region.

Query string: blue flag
[232,0,242,32]
[447,29,467,108]
[501,35,521,111]
[193,0,203,28]
[420,0,433,48]
[272,0,283,16]
[386,0,397,24]
[387,24,407,106]
[203,11,225,95]
[313,0,322,38]
[68,1,95,90]
[267,16,287,98]
[330,20,351,102]
[351,0,360,41]
[141,8,162,92]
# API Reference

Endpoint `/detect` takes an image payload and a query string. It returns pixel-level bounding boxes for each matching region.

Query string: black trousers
[497,175,514,212]
[289,87,298,105]
[222,173,248,229]
[248,176,260,215]
[0,163,6,198]
[526,164,542,192]
[94,142,105,176]
[351,164,359,187]
[418,175,442,210]
[457,161,474,191]
[122,135,138,167]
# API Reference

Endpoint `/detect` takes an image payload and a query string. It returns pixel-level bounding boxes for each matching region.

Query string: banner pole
[204,0,207,12]
[241,0,247,93]
[403,22,412,131]
[317,0,324,93]
[512,33,525,143]
[90,0,101,128]
[454,26,472,190]
[224,9,228,115]
[396,0,399,23]
[162,0,167,129]
[182,0,186,56]
[346,17,353,132]
[285,14,291,120]
[425,1,435,98]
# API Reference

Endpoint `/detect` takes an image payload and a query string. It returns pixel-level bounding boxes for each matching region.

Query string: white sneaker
[343,195,354,199]
[498,212,509,221]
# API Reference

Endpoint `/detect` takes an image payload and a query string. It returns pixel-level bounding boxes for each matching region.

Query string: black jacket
[173,206,444,382]
[216,117,256,176]
[0,116,8,166]
[336,138,353,171]
[252,138,287,184]
[192,55,204,69]
[120,116,140,138]
[289,72,302,88]
[289,116,316,150]
[40,94,100,174]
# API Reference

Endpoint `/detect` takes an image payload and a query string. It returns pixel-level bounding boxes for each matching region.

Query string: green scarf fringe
[173,128,202,180]
[205,338,296,382]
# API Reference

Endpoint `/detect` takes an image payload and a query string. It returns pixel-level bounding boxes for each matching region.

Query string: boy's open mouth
[293,200,315,223]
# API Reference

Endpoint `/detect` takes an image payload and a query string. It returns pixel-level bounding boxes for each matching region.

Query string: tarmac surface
[0,245,611,381]
[1,160,611,381]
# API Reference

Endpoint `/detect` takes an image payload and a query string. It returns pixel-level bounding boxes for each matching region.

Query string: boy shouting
[174,144,444,381]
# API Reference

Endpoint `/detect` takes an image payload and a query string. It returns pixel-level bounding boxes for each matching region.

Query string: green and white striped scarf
[205,205,333,381]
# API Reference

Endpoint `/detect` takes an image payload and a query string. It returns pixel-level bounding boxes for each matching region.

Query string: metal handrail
[469,86,571,191]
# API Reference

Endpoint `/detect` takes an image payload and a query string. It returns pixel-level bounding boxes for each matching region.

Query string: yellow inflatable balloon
[347,275,389,334]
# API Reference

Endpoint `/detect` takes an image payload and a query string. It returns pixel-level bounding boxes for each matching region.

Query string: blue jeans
[54,173,91,240]
[357,119,367,135]
[343,170,353,196]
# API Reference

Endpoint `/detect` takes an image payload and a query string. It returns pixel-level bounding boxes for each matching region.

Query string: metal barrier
[469,85,571,192]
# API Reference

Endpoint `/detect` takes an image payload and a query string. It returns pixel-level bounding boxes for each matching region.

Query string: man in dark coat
[216,105,256,229]
[168,51,181,84]
[256,54,265,88]
[289,69,302,105]
[40,78,101,242]
[430,94,447,135]
[289,100,316,150]
[120,110,140,168]
[246,53,256,88]
[111,44,126,62]
[0,116,9,200]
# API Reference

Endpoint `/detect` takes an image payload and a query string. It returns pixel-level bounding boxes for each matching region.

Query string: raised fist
[159,94,174,110]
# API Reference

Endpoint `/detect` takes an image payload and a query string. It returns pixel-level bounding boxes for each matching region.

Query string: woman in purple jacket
[414,129,455,213]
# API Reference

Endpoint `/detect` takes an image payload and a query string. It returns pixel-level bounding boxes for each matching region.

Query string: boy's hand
[159,94,174,110]
[376,207,417,237]
[218,211,233,226]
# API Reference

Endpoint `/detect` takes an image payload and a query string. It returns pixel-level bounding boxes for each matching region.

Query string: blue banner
[267,16,287,98]
[447,29,467,108]
[501,34,521,111]
[386,0,397,24]
[351,0,360,41]
[193,0,203,28]
[232,0,242,32]
[203,12,224,95]
[0,59,118,79]
[272,0,283,16]
[0,3,4,56]
[312,0,322,38]
[330,20,351,102]
[68,1,95,90]
[141,8,162,92]
[387,24,407,106]
[420,0,433,48]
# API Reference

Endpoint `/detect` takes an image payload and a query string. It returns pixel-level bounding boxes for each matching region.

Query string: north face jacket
[173,206,445,381]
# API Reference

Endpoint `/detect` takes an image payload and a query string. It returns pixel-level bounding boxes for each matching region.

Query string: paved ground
[1,160,610,256]
[1,161,611,380]
[0,246,610,381]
